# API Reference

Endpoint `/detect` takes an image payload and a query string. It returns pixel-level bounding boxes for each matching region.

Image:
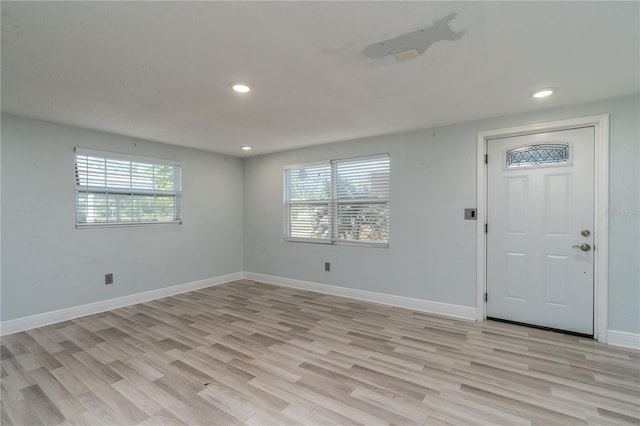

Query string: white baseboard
[8,271,632,351]
[243,272,477,321]
[607,330,640,350]
[0,272,243,336]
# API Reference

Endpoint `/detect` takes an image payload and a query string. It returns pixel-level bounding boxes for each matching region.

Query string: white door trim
[476,115,610,342]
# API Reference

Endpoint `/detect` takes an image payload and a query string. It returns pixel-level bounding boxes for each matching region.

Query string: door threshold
[487,317,593,339]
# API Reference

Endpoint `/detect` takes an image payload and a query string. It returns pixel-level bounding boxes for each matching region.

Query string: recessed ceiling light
[241,146,252,151]
[530,87,554,98]
[231,83,251,93]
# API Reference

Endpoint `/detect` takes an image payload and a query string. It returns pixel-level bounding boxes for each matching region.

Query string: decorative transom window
[284,154,390,247]
[506,143,570,168]
[75,148,182,227]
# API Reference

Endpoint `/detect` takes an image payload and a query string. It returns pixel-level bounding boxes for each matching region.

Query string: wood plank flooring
[1,280,639,425]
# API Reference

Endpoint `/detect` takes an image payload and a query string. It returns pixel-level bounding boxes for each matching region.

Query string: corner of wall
[1,272,243,336]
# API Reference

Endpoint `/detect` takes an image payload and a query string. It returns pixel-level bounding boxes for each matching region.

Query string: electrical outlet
[325,262,330,272]
[105,273,114,285]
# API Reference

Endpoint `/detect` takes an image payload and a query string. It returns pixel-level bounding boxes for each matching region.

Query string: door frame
[476,115,610,342]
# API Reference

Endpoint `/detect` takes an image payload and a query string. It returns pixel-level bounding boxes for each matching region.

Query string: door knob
[572,243,591,252]
[581,229,591,237]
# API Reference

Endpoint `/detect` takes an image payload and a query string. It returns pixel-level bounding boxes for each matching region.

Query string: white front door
[487,127,595,335]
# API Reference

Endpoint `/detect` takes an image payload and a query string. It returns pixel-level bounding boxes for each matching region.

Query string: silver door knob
[572,243,591,252]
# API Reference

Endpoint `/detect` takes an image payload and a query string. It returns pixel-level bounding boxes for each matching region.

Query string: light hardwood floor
[1,280,639,425]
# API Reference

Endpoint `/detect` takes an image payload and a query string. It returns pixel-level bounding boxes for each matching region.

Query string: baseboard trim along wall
[607,330,640,350]
[243,273,640,350]
[243,272,478,321]
[3,271,638,351]
[0,272,243,336]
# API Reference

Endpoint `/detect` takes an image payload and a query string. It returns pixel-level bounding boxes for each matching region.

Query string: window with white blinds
[75,148,182,227]
[284,154,390,246]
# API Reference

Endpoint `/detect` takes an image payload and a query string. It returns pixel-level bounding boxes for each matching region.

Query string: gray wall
[2,95,638,334]
[1,115,244,321]
[243,95,639,334]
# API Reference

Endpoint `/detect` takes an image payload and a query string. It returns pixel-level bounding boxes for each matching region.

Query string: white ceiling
[2,1,638,157]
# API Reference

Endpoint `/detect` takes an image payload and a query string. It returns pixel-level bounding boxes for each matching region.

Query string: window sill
[285,237,388,248]
[76,220,182,229]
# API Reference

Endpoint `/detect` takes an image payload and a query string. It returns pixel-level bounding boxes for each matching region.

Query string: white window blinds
[285,163,333,242]
[284,154,390,246]
[75,148,182,227]
[334,156,390,244]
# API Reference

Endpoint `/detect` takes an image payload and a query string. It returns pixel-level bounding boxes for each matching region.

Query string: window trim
[74,147,183,229]
[283,153,390,248]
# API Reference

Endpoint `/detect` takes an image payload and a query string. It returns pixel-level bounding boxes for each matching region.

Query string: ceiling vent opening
[363,13,464,62]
